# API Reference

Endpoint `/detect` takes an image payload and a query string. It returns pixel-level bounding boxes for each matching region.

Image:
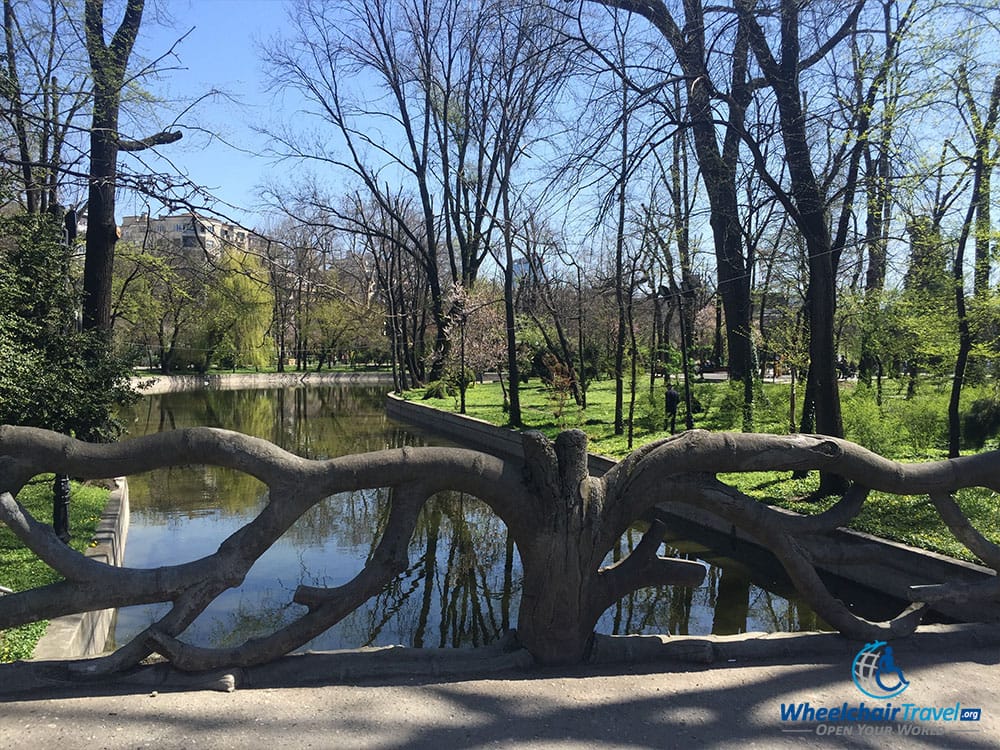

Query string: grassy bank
[0,477,108,662]
[404,378,1000,563]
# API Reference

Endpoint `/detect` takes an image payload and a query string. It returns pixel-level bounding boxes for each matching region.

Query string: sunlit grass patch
[707,471,1000,563]
[405,378,1000,564]
[1,476,108,662]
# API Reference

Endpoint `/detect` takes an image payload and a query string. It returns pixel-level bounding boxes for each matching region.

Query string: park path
[1,630,997,749]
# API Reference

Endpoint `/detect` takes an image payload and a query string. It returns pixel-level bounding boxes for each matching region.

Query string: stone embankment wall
[32,478,129,660]
[385,394,998,624]
[133,371,393,395]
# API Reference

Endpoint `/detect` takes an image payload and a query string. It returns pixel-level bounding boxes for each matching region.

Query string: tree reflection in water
[349,492,518,649]
[115,386,850,653]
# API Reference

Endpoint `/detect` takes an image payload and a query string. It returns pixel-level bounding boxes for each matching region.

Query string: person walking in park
[666,383,680,434]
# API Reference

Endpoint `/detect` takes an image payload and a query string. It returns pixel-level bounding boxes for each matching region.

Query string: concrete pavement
[1,625,998,749]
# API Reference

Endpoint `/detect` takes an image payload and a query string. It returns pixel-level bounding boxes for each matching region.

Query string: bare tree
[582,0,758,394]
[1,0,89,215]
[264,0,568,393]
[520,222,589,407]
[82,0,181,331]
[727,0,870,456]
[474,0,573,426]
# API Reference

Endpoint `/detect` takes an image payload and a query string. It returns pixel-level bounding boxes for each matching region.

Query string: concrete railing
[385,394,999,623]
[385,394,526,458]
[32,478,130,660]
[3,416,999,673]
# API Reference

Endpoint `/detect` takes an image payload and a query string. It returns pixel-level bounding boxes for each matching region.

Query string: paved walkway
[1,626,998,749]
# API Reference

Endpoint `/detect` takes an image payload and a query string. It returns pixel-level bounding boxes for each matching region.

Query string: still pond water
[111,386,879,652]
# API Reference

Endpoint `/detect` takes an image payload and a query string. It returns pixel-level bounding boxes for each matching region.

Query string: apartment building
[120,213,263,256]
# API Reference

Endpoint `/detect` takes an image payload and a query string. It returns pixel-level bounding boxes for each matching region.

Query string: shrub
[753,383,794,434]
[642,387,664,432]
[422,380,455,399]
[963,398,1000,449]
[893,395,947,453]
[842,387,904,455]
[0,213,135,441]
[540,354,575,425]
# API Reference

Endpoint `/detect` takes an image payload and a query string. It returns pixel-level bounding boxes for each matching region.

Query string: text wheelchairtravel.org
[780,701,982,724]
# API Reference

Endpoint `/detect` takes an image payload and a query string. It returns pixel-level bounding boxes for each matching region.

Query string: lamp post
[53,475,71,543]
[459,310,468,414]
[53,204,78,543]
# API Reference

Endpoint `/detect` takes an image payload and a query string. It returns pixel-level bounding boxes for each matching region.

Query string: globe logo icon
[852,640,910,699]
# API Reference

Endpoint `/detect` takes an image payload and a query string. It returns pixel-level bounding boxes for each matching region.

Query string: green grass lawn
[0,477,108,662]
[408,378,675,456]
[404,377,1000,564]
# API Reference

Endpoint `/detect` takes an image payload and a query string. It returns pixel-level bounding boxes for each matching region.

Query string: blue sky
[122,0,292,228]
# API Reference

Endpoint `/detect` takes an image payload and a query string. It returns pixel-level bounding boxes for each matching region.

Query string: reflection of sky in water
[116,494,382,650]
[112,386,867,653]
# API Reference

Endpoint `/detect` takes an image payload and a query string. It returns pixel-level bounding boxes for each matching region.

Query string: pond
[111,385,893,653]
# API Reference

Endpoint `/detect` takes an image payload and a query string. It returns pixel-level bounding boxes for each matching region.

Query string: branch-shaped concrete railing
[2,425,999,672]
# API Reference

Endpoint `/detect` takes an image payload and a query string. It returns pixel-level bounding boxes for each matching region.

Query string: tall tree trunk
[82,116,120,331]
[613,76,628,436]
[949,70,1000,455]
[82,0,145,331]
[503,243,522,427]
[626,263,638,448]
[949,154,992,456]
[738,0,862,455]
[586,1,755,385]
[859,138,889,384]
[677,294,695,431]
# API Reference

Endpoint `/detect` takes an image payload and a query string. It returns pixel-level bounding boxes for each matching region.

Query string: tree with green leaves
[0,214,133,441]
[945,58,1000,456]
[204,249,273,372]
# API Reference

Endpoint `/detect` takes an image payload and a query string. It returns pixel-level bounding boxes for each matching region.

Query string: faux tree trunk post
[2,425,999,673]
[517,430,704,663]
